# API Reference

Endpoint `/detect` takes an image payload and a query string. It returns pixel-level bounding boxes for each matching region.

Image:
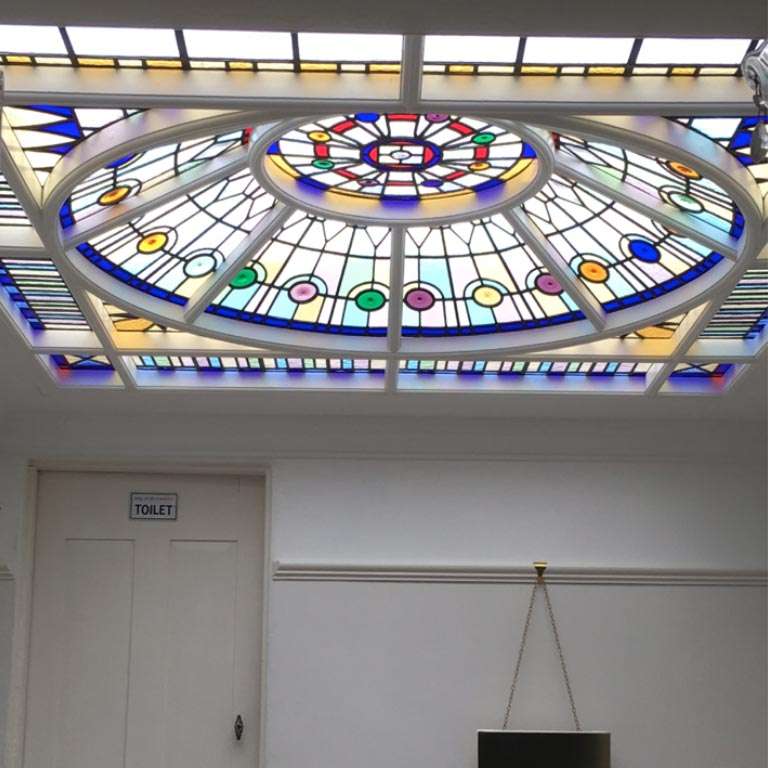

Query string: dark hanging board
[478,730,610,768]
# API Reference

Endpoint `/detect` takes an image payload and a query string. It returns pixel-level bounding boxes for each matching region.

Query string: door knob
[234,715,244,741]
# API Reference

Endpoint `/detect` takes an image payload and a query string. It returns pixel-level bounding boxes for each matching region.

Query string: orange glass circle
[666,160,701,180]
[578,260,609,283]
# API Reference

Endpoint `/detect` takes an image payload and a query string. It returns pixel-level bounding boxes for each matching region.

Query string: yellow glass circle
[469,161,491,171]
[98,186,131,206]
[472,285,503,307]
[308,131,331,142]
[578,260,609,283]
[137,232,168,254]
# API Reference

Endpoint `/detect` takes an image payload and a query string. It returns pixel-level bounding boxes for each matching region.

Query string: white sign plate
[130,492,178,520]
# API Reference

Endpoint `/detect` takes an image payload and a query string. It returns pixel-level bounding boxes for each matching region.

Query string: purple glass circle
[405,288,436,311]
[425,113,450,123]
[535,274,563,295]
[289,281,319,303]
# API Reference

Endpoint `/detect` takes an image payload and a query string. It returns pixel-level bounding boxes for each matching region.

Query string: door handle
[234,715,244,741]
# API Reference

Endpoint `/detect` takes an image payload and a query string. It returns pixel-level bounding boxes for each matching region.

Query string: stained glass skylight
[0,36,765,395]
[255,113,544,223]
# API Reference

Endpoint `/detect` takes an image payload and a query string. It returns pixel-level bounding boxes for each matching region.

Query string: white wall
[0,416,766,768]
[266,457,766,768]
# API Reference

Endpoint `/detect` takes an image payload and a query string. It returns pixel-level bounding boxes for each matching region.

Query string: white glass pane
[0,25,67,54]
[637,38,751,65]
[524,36,634,64]
[297,33,401,62]
[67,26,179,58]
[183,29,293,60]
[424,35,519,63]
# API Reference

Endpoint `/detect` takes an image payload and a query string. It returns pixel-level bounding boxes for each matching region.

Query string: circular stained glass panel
[251,113,550,224]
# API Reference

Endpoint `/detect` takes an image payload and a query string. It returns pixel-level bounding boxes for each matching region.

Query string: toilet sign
[130,492,178,520]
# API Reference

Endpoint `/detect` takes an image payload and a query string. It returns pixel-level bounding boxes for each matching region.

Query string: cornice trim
[272,561,768,587]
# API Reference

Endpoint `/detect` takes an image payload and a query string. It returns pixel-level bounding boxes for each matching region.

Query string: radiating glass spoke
[61,149,249,248]
[183,202,294,321]
[504,208,607,330]
[554,154,739,260]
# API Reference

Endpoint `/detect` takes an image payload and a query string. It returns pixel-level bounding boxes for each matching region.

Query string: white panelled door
[24,471,264,768]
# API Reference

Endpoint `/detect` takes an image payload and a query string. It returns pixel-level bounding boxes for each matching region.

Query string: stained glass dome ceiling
[0,30,766,394]
[48,110,759,354]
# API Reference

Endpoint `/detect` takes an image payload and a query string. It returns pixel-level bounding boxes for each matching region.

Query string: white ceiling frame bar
[3,67,402,110]
[0,229,45,257]
[555,154,740,260]
[0,138,134,387]
[504,207,607,330]
[60,149,249,249]
[0,118,44,213]
[644,302,717,395]
[1,65,755,113]
[685,336,767,362]
[26,330,104,354]
[183,202,294,322]
[400,35,424,109]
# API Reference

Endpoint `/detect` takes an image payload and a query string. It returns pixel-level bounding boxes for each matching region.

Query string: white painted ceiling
[1,0,766,37]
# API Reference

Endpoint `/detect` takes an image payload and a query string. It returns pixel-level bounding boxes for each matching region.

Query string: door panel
[25,472,264,768]
[165,540,238,768]
[59,540,134,768]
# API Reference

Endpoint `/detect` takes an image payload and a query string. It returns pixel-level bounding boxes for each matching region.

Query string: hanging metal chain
[502,563,581,732]
[502,578,539,729]
[541,579,581,731]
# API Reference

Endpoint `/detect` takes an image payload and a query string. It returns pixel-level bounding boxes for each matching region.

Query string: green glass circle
[230,267,258,289]
[669,192,702,212]
[312,159,335,170]
[472,132,496,145]
[355,289,386,312]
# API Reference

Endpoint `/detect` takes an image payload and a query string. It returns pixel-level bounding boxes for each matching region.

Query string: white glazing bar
[385,225,406,392]
[400,35,424,108]
[60,148,249,249]
[555,154,740,260]
[504,207,607,330]
[183,202,293,322]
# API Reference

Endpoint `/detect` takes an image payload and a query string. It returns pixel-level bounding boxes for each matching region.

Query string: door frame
[4,461,273,768]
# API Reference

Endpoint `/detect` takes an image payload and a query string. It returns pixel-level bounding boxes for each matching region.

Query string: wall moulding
[272,561,768,587]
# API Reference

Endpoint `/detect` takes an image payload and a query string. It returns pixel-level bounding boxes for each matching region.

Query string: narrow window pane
[524,36,634,64]
[297,33,401,62]
[67,26,179,58]
[183,29,293,60]
[424,35,519,63]
[637,38,751,65]
[0,25,67,54]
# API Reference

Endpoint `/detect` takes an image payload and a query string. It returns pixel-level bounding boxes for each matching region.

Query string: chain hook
[502,561,581,732]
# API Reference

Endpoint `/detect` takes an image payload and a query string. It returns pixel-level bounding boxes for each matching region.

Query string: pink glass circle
[405,287,436,311]
[289,281,319,303]
[535,274,563,295]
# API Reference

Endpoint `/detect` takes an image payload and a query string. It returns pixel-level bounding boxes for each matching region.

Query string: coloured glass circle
[253,112,548,223]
